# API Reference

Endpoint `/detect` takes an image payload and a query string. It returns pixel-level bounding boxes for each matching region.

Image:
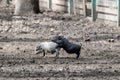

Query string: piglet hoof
[75,56,79,60]
[42,55,45,58]
[40,56,45,59]
[54,57,58,61]
[75,57,79,60]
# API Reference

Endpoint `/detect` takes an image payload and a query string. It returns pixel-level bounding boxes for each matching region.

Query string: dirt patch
[1,3,120,80]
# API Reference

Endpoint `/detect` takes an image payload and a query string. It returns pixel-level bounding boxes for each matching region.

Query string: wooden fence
[5,0,120,26]
[39,0,120,27]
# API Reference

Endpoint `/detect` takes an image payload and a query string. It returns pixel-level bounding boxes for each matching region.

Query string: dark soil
[1,2,120,80]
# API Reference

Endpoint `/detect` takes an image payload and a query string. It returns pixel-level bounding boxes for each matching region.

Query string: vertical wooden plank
[68,0,73,15]
[48,0,52,10]
[73,0,76,15]
[91,0,96,21]
[83,0,87,17]
[117,0,120,27]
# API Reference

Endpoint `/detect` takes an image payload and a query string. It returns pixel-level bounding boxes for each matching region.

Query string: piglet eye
[36,46,41,50]
[58,36,64,40]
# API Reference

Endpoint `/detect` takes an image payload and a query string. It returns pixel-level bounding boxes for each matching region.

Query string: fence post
[68,0,73,15]
[83,0,87,17]
[48,0,52,10]
[73,0,76,15]
[91,0,96,21]
[117,0,120,27]
[6,0,10,4]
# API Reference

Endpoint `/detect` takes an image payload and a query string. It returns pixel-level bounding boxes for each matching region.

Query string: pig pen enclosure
[1,0,120,80]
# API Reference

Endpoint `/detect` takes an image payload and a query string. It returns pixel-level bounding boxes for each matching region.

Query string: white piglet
[35,42,60,58]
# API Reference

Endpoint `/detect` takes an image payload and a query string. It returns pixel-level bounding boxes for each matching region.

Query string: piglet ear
[58,36,64,40]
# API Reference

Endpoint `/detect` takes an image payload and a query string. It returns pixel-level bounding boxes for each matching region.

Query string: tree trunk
[14,0,40,15]
[31,0,40,14]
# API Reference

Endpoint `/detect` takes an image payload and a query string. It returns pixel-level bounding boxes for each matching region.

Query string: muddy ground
[1,3,120,80]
